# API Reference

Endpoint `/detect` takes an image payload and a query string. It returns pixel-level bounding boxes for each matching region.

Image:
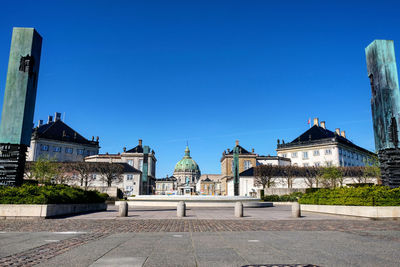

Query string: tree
[29,158,61,184]
[281,165,301,188]
[320,166,343,188]
[96,162,124,187]
[254,165,276,190]
[68,162,97,190]
[303,166,319,188]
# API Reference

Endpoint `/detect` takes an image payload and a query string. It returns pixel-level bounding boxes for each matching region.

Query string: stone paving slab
[0,206,399,266]
[17,231,399,267]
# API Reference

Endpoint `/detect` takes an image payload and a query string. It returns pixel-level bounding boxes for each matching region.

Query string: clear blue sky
[1,0,399,177]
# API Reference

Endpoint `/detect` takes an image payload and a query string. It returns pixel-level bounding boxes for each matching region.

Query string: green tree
[321,166,343,188]
[30,158,61,184]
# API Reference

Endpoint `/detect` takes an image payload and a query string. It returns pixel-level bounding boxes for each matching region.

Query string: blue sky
[1,0,399,177]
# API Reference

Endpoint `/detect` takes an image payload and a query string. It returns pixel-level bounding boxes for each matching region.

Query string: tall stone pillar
[0,28,42,186]
[365,40,400,187]
[233,142,240,196]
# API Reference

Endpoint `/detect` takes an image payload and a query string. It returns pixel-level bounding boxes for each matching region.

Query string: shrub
[299,185,400,206]
[263,192,303,202]
[0,184,108,204]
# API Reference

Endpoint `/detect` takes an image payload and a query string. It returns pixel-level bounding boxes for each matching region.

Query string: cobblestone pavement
[1,218,400,233]
[0,206,399,266]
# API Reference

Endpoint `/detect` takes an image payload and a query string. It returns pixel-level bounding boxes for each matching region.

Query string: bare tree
[96,162,124,187]
[254,165,276,190]
[68,162,97,190]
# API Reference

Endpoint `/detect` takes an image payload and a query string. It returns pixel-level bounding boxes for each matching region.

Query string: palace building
[173,146,201,195]
[27,112,100,162]
[85,139,156,195]
[276,118,376,167]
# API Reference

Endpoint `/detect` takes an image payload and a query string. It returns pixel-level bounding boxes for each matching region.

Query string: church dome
[174,146,201,174]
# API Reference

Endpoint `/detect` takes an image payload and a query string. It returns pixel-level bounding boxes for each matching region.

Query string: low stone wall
[301,204,400,218]
[0,203,107,219]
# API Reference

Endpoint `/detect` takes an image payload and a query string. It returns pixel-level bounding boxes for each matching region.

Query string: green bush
[263,192,303,202]
[0,184,108,204]
[299,185,400,206]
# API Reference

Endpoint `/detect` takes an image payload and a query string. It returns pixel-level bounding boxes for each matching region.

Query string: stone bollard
[235,201,243,217]
[177,201,186,217]
[119,201,128,217]
[292,202,301,218]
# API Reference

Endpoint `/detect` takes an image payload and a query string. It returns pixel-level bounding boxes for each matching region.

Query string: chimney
[123,147,126,152]
[335,128,340,135]
[227,148,230,153]
[55,112,61,121]
[320,121,326,129]
[341,130,346,138]
[235,140,239,146]
[139,139,143,146]
[48,115,53,124]
[313,118,319,126]
[38,120,43,127]
[252,148,255,153]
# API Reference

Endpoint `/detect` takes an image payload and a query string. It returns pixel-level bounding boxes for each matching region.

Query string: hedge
[299,185,400,206]
[0,184,108,204]
[262,192,303,202]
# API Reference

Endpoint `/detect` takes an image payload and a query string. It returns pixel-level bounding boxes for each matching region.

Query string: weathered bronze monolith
[365,40,400,188]
[0,28,42,186]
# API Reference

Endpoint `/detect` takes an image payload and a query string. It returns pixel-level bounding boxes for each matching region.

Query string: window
[41,145,49,151]
[244,160,252,170]
[77,149,84,155]
[281,153,287,158]
[65,148,73,154]
[303,152,308,159]
[325,149,332,155]
[291,152,298,158]
[53,146,61,152]
[326,161,333,166]
[303,163,309,167]
[128,160,133,166]
[339,148,342,155]
[313,150,320,156]
[127,174,133,180]
[314,162,320,167]
[92,174,97,180]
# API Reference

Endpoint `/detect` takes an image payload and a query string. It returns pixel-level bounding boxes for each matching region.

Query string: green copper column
[233,145,239,196]
[142,145,149,194]
[0,28,42,186]
[366,40,400,187]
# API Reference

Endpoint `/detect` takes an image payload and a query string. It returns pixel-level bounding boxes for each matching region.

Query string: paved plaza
[0,205,400,267]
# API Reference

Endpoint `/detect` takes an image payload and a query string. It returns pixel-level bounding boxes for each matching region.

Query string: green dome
[174,146,201,173]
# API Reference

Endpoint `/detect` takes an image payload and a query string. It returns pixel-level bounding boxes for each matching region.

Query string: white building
[68,162,142,197]
[85,139,156,195]
[27,113,100,162]
[276,118,376,167]
[225,120,377,196]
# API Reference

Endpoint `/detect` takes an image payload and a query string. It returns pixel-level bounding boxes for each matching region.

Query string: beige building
[27,113,100,162]
[196,174,222,195]
[154,175,177,195]
[220,141,290,195]
[276,118,376,167]
[85,139,156,195]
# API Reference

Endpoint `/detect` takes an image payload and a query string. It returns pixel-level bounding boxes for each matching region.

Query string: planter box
[301,204,400,218]
[0,203,107,219]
